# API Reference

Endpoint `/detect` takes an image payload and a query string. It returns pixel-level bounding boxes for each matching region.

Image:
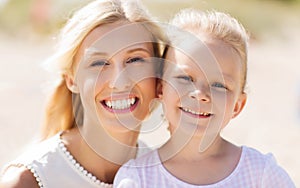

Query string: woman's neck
[62,127,138,184]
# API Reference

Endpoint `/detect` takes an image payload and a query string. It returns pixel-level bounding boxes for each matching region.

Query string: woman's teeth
[104,98,136,110]
[181,107,210,116]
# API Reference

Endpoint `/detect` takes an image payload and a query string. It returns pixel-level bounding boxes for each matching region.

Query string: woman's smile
[101,95,139,113]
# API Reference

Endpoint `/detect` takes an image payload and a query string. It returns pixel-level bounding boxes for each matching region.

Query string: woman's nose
[188,88,211,102]
[108,65,131,90]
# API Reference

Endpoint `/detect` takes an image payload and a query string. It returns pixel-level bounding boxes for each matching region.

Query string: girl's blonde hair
[41,0,165,140]
[168,9,249,92]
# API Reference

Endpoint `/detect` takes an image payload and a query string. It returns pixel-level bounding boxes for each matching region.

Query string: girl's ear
[156,79,163,99]
[232,92,247,118]
[65,74,79,93]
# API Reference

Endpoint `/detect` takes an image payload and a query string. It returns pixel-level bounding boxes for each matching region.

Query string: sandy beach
[0,17,300,187]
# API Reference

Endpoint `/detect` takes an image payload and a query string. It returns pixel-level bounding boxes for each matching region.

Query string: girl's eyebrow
[219,74,235,83]
[172,65,236,84]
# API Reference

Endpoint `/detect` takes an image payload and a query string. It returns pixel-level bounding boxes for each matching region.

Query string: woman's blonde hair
[41,0,165,139]
[168,9,249,92]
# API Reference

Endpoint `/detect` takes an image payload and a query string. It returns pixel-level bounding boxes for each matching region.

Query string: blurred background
[0,0,299,186]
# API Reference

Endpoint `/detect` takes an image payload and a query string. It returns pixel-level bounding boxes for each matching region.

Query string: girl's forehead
[164,41,243,79]
[165,45,216,72]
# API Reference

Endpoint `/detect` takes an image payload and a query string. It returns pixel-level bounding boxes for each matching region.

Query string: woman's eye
[176,75,193,82]
[211,82,227,89]
[90,60,109,67]
[126,57,146,64]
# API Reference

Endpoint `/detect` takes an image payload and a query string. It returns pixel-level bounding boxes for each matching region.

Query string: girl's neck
[158,131,242,185]
[159,130,236,162]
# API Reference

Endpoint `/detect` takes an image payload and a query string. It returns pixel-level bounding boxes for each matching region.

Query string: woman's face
[68,21,158,132]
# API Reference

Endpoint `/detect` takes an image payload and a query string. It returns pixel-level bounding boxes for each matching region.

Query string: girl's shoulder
[240,145,278,172]
[136,139,153,158]
[114,149,161,187]
[242,146,274,161]
[240,146,295,187]
[125,149,160,168]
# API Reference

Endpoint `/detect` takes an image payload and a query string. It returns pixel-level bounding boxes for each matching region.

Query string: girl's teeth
[105,98,136,110]
[182,107,210,116]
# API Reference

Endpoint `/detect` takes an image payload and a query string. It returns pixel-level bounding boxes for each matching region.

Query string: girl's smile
[179,106,213,119]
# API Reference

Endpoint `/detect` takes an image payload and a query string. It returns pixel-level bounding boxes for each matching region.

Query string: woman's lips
[101,97,139,113]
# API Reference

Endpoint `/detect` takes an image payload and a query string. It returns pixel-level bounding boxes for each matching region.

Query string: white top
[114,146,296,188]
[5,132,151,188]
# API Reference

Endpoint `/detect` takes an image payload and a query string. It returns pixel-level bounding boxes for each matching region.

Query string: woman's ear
[232,92,247,118]
[64,74,79,93]
[156,79,163,99]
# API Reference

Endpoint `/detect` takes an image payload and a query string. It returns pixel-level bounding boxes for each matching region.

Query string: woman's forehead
[80,21,154,55]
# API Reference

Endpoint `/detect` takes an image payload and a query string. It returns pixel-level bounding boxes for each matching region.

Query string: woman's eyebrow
[126,47,152,54]
[84,48,108,58]
[84,47,151,58]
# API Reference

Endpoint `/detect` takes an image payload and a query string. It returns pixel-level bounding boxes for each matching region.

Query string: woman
[0,0,165,187]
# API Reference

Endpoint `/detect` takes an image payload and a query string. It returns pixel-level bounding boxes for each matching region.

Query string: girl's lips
[179,107,213,118]
[101,97,139,114]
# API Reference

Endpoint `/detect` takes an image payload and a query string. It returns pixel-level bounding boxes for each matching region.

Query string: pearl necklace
[58,140,113,188]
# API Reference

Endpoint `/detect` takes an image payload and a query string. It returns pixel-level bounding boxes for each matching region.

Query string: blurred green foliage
[0,0,32,33]
[0,0,89,35]
[0,0,299,38]
[143,0,300,40]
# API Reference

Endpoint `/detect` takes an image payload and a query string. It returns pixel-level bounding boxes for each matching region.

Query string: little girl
[114,9,296,187]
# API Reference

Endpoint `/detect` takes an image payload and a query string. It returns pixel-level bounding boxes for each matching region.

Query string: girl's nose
[188,89,210,102]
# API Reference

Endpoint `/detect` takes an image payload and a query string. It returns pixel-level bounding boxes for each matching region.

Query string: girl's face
[67,21,158,132]
[160,39,246,139]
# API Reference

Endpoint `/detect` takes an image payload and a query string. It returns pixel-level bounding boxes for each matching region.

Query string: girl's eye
[126,57,146,64]
[211,82,227,89]
[90,60,109,67]
[176,75,193,82]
